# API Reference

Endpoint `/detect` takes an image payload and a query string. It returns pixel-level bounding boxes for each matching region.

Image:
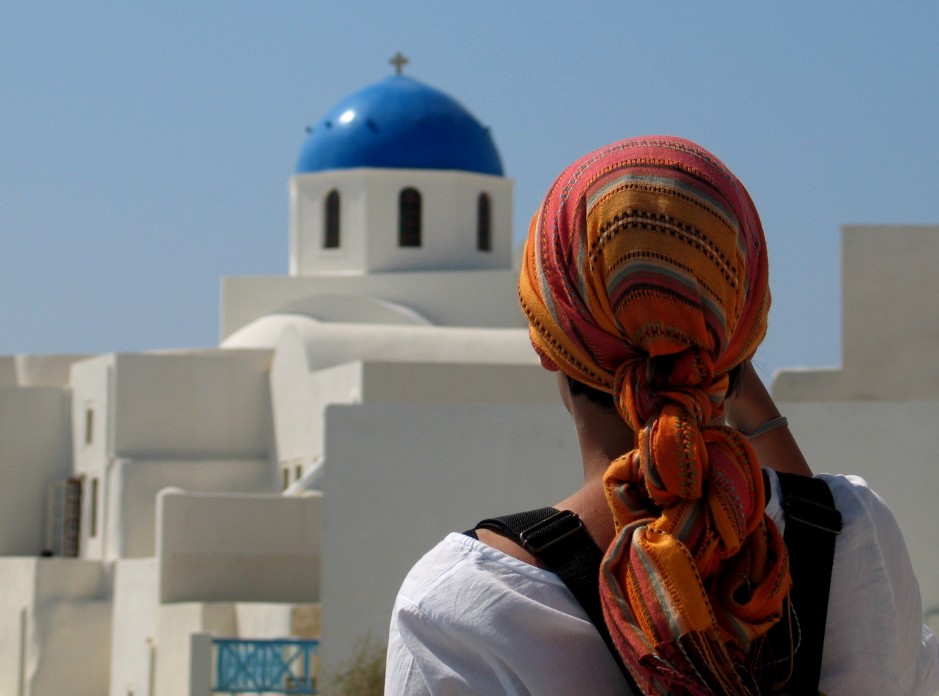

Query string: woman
[385,136,939,694]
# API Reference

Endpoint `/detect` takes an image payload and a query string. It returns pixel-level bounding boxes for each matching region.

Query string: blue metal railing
[213,638,319,694]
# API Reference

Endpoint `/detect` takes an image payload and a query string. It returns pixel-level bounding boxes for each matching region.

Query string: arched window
[477,193,492,251]
[323,190,340,248]
[398,187,422,247]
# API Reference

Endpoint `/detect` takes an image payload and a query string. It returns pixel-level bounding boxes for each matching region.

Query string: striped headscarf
[519,136,790,695]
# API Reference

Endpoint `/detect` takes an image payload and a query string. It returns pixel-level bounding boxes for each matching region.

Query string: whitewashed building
[1,67,937,696]
[0,70,576,696]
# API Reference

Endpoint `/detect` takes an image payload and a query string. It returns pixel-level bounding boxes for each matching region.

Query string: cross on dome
[389,51,409,75]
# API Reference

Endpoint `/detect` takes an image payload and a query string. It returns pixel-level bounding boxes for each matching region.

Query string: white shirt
[385,473,939,695]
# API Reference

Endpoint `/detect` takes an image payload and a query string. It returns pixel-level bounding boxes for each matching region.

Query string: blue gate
[213,638,319,694]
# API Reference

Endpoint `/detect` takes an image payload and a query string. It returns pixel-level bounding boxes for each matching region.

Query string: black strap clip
[519,509,584,553]
[784,494,843,534]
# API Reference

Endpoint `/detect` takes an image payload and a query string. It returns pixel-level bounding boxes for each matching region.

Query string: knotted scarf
[519,136,790,695]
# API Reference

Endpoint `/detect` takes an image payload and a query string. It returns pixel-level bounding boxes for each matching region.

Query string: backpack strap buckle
[784,493,843,534]
[519,509,584,553]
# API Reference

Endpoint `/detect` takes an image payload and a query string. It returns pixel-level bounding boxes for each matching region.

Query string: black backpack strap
[472,508,637,690]
[475,509,605,620]
[764,473,842,694]
[470,476,842,695]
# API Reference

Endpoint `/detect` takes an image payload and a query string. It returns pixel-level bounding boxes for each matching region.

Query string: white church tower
[221,65,522,340]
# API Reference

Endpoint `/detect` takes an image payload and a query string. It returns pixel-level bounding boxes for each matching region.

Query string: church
[1,61,938,695]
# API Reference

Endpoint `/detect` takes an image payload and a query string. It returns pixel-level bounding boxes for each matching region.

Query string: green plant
[322,635,386,696]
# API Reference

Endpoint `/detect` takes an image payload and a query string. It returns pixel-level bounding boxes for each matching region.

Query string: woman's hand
[725,362,813,477]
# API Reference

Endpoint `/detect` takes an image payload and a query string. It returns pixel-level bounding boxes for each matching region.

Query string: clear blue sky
[2,2,937,380]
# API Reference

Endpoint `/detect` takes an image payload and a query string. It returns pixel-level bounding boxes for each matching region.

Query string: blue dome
[296,76,504,176]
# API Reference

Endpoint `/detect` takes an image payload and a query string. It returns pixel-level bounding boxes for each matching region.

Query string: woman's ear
[556,372,574,414]
[726,364,744,397]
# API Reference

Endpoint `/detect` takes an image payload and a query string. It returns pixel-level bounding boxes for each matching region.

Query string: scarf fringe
[630,630,762,696]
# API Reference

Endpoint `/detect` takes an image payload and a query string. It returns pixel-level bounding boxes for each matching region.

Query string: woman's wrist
[738,415,789,438]
[724,362,781,432]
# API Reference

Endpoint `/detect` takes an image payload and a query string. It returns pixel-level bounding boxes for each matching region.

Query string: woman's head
[520,137,787,694]
[519,135,769,426]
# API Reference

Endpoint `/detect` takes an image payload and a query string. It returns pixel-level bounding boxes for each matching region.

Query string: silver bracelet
[740,415,788,438]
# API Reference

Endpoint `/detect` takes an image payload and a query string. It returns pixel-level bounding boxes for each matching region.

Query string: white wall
[0,559,36,696]
[0,356,16,387]
[358,361,558,405]
[155,602,236,696]
[71,351,273,466]
[30,556,112,696]
[318,401,583,679]
[157,490,322,603]
[110,558,159,696]
[840,225,939,399]
[0,386,72,555]
[109,351,272,460]
[291,169,369,276]
[234,603,314,639]
[0,558,112,696]
[29,599,111,696]
[271,354,361,486]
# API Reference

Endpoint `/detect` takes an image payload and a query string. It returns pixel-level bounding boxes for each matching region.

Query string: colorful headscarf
[519,136,790,695]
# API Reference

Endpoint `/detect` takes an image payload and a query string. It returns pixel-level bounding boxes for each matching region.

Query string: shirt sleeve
[819,475,939,696]
[849,478,939,696]
[384,595,507,696]
[385,599,433,696]
[382,533,631,696]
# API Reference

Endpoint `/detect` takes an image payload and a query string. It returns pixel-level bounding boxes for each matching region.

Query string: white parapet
[156,489,322,604]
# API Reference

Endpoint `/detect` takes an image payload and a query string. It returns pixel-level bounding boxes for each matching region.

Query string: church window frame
[88,477,99,538]
[398,187,422,247]
[324,189,341,249]
[477,193,492,252]
[84,406,94,445]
